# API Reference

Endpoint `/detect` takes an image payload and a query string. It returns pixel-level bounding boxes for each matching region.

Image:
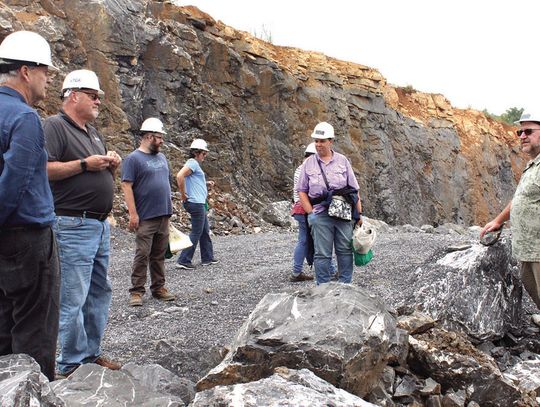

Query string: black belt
[56,209,109,221]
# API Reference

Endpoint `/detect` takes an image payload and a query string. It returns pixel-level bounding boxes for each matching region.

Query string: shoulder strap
[316,157,330,190]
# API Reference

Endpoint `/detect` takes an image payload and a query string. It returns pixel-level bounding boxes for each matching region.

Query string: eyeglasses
[516,128,540,137]
[77,90,100,101]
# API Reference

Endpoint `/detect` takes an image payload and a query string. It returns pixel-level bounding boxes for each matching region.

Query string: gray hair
[0,69,18,85]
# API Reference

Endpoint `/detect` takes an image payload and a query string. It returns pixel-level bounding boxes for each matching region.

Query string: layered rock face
[0,0,526,225]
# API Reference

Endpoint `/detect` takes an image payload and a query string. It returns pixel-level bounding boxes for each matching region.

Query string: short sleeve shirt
[121,150,173,220]
[44,111,114,214]
[510,154,540,261]
[184,158,207,204]
[296,151,360,214]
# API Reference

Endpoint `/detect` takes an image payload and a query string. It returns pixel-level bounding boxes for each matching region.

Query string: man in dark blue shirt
[0,30,59,382]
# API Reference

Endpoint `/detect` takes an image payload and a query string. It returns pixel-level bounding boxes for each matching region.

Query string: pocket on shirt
[328,164,348,187]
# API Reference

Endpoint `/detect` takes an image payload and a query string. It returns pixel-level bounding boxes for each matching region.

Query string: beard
[149,144,160,155]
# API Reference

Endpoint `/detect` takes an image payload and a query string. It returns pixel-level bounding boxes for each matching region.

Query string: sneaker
[176,262,195,270]
[54,366,79,380]
[532,314,540,327]
[289,273,314,282]
[152,287,176,301]
[129,292,143,307]
[202,259,219,266]
[94,356,121,370]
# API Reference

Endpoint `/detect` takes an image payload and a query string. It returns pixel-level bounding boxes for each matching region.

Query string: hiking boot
[129,292,143,307]
[152,287,176,301]
[94,356,121,370]
[176,262,195,270]
[202,259,219,266]
[289,273,314,282]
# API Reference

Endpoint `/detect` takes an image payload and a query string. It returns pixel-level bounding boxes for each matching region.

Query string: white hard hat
[62,69,104,96]
[311,122,335,139]
[0,30,57,69]
[352,224,376,254]
[305,142,316,154]
[514,110,540,124]
[190,138,209,151]
[140,118,166,134]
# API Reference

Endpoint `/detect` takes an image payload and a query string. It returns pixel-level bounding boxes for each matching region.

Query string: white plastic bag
[352,223,376,254]
[169,224,192,253]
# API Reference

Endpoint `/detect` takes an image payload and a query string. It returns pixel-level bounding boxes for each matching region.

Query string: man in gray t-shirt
[122,118,175,307]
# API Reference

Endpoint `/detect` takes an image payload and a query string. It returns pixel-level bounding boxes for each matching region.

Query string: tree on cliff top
[483,107,523,125]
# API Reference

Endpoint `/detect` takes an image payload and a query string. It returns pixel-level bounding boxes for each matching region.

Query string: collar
[59,109,91,133]
[525,153,540,170]
[0,86,27,104]
[316,150,335,164]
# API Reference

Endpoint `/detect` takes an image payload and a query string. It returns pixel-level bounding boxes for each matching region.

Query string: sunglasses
[77,90,100,101]
[516,128,540,137]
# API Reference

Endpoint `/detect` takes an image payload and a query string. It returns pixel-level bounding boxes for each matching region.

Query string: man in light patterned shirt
[481,110,540,325]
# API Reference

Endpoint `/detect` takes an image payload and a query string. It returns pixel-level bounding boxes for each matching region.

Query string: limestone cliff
[0,0,526,227]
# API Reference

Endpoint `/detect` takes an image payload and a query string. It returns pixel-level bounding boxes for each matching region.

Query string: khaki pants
[521,262,540,309]
[129,216,169,295]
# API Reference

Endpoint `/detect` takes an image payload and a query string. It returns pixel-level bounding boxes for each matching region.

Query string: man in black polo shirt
[44,69,121,377]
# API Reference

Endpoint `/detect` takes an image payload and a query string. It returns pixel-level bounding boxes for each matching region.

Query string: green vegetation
[401,85,417,95]
[482,107,523,125]
[251,24,273,43]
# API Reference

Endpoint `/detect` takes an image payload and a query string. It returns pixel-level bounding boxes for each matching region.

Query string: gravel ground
[102,226,485,382]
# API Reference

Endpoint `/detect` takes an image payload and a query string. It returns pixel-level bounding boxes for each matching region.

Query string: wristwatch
[80,158,87,172]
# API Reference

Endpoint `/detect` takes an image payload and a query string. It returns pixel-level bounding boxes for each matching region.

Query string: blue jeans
[177,202,214,265]
[293,214,337,277]
[292,214,309,275]
[53,216,112,374]
[308,211,353,284]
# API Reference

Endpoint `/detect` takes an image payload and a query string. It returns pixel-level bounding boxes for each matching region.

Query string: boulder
[261,200,292,227]
[408,328,532,406]
[504,359,540,396]
[122,362,196,405]
[0,354,63,407]
[408,237,522,341]
[197,283,397,398]
[192,367,377,406]
[51,363,184,406]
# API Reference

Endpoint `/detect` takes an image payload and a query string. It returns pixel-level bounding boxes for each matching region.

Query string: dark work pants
[0,226,60,382]
[129,216,169,295]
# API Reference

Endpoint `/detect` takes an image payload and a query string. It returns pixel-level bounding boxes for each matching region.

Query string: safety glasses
[77,90,100,101]
[516,128,540,137]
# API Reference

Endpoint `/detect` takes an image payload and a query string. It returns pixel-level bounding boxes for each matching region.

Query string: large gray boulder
[192,367,377,406]
[0,354,63,407]
[408,237,522,341]
[197,283,397,398]
[51,363,184,406]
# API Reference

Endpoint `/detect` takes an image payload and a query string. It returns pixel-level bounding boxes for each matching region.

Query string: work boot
[94,356,121,370]
[152,287,176,301]
[129,292,143,307]
[289,272,314,282]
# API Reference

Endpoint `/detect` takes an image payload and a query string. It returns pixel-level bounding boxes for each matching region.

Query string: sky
[176,0,539,116]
